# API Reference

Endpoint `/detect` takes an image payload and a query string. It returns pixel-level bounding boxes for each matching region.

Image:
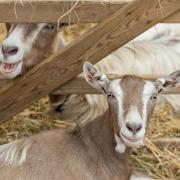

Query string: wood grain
[0,0,126,23]
[0,0,179,123]
[165,10,180,23]
[0,0,179,23]
[52,74,180,94]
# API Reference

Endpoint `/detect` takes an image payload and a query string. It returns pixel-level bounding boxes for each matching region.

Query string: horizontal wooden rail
[0,0,179,123]
[0,0,180,23]
[52,74,180,94]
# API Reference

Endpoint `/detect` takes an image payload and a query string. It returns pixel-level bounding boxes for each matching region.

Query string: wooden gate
[0,0,180,123]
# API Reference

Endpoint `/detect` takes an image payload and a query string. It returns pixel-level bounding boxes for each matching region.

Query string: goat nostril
[2,46,18,56]
[126,123,133,132]
[7,47,18,55]
[136,124,142,132]
[126,123,142,133]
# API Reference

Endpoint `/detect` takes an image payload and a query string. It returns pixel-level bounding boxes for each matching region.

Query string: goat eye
[43,24,55,31]
[150,94,157,100]
[107,93,115,98]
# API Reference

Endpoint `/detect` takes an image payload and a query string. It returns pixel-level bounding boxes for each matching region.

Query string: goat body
[0,111,131,180]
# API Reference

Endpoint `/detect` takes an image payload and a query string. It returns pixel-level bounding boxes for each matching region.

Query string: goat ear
[156,70,180,93]
[83,62,109,94]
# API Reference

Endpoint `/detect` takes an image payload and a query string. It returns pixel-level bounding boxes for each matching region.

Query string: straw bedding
[0,97,179,180]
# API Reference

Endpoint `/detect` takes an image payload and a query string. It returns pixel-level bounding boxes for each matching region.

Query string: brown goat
[0,62,179,180]
[0,113,131,180]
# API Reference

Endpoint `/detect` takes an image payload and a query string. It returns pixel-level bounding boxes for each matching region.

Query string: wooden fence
[0,0,180,123]
[0,0,180,23]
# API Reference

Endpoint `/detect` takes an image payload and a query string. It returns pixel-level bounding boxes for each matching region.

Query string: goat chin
[120,135,144,148]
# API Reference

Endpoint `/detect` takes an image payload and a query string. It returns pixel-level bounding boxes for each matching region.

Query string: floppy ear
[156,70,180,93]
[83,62,110,94]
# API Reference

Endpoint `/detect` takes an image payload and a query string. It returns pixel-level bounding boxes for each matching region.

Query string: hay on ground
[0,97,179,180]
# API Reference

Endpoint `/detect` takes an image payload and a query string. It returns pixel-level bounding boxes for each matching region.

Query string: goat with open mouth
[0,23,67,79]
[84,62,180,152]
[0,61,22,78]
[0,27,24,78]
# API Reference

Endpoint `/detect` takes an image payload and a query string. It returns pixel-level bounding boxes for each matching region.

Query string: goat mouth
[0,62,19,74]
[121,133,142,143]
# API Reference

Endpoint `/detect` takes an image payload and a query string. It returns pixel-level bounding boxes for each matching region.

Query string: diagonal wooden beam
[0,0,179,123]
[0,0,180,23]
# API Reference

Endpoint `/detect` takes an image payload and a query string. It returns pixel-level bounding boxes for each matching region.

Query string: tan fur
[0,110,131,180]
[21,23,58,73]
[3,23,66,75]
[120,76,145,118]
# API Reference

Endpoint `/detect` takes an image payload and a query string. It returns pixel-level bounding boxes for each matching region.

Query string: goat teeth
[0,62,17,73]
[4,63,16,70]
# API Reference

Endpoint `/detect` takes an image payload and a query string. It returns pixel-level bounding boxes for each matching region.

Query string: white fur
[133,23,180,54]
[0,26,25,64]
[119,82,156,147]
[0,23,46,78]
[109,79,122,97]
[107,79,146,148]
[100,74,107,81]
[157,78,166,85]
[130,174,155,180]
[91,25,180,112]
[79,41,180,125]
[109,80,146,147]
[87,74,148,148]
[0,140,32,166]
[114,134,126,153]
[142,81,156,127]
[122,106,145,136]
[109,80,124,126]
